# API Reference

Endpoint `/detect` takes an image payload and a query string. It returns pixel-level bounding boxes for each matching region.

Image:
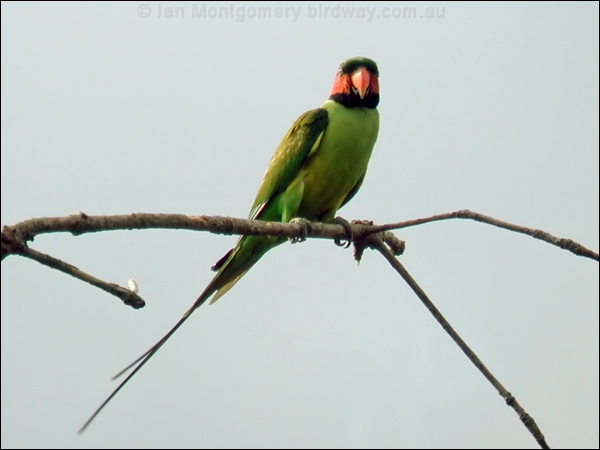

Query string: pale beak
[351,67,371,99]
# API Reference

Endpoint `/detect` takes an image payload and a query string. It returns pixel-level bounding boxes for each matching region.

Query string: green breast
[297,100,379,221]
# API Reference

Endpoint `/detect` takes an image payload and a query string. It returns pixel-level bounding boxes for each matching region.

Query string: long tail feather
[78,314,190,433]
[110,349,152,381]
[78,281,218,433]
[80,236,275,433]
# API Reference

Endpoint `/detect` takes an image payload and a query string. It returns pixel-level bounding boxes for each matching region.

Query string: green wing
[248,108,328,220]
[208,107,328,283]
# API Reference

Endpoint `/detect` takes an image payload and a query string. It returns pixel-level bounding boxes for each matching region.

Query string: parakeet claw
[289,217,311,243]
[332,216,353,248]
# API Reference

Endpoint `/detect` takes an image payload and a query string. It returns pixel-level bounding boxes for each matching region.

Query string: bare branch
[0,213,354,261]
[2,211,594,445]
[368,209,599,261]
[365,233,550,449]
[2,210,596,262]
[19,246,145,309]
[1,210,595,310]
[0,214,363,308]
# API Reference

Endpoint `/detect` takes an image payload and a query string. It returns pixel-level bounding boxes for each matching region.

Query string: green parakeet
[81,56,380,432]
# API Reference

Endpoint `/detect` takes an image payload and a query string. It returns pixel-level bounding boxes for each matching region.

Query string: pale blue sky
[1,2,598,448]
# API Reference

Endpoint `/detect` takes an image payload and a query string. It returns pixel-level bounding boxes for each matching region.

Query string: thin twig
[368,209,598,261]
[19,246,145,309]
[365,233,550,449]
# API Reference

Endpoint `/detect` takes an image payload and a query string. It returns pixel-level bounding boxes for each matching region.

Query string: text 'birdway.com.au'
[136,3,447,22]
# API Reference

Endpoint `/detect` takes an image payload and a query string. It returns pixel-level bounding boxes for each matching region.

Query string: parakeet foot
[289,217,311,243]
[332,216,353,248]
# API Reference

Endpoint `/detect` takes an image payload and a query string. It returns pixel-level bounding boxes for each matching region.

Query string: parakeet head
[329,57,379,109]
